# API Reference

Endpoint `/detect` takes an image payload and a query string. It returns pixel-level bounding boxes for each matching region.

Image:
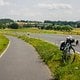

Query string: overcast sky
[0,0,80,21]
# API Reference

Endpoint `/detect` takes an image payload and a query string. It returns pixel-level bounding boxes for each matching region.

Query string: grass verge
[0,34,9,55]
[19,35,80,80]
[2,33,80,80]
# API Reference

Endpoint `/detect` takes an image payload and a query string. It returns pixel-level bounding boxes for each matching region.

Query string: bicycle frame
[62,42,75,63]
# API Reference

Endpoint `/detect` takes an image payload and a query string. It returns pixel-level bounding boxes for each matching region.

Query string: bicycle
[62,42,75,64]
[60,39,79,64]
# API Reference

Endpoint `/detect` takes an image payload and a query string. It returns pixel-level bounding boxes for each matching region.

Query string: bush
[0,24,6,29]
[77,23,80,28]
[45,25,54,30]
[8,23,20,29]
[53,25,73,31]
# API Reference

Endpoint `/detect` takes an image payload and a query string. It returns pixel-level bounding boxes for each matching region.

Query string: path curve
[0,36,52,80]
[29,33,80,52]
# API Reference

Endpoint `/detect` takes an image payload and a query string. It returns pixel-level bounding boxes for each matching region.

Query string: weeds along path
[0,36,52,80]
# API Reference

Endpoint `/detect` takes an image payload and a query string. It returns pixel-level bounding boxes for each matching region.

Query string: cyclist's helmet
[67,35,72,39]
[66,35,75,44]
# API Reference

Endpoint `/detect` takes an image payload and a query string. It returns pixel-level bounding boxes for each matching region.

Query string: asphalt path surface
[0,36,52,80]
[29,33,80,52]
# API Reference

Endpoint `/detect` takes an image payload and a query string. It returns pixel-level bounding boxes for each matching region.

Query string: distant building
[16,22,28,27]
[37,23,52,28]
[16,21,52,28]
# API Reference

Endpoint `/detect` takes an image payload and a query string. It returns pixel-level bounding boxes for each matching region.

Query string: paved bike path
[0,36,52,80]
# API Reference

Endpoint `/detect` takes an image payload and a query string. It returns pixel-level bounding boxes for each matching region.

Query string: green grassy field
[0,34,9,55]
[1,28,80,35]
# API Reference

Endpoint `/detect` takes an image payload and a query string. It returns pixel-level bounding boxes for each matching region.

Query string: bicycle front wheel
[62,49,75,64]
[67,50,75,64]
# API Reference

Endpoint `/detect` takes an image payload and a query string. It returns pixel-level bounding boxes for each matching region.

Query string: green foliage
[44,25,54,30]
[54,54,80,80]
[0,24,6,29]
[37,24,73,31]
[44,20,78,27]
[53,25,73,31]
[8,23,20,29]
[77,23,80,28]
[0,19,14,29]
[0,34,9,55]
[0,19,14,24]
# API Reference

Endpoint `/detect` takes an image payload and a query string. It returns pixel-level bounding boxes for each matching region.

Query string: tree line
[0,19,80,31]
[44,20,79,27]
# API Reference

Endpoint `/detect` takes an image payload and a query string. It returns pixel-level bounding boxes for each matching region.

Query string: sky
[0,0,80,21]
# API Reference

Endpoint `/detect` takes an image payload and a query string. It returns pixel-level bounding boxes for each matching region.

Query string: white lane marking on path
[0,41,10,58]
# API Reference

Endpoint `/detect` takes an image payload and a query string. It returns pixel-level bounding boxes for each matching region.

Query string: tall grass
[0,34,9,55]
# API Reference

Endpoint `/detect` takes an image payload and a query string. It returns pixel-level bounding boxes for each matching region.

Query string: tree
[0,19,14,24]
[45,25,54,30]
[8,23,19,29]
[77,23,80,28]
[53,25,73,31]
[0,23,7,29]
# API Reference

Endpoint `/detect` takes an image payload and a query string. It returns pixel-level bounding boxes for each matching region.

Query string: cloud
[8,9,42,20]
[0,0,10,6]
[9,9,41,17]
[38,3,72,10]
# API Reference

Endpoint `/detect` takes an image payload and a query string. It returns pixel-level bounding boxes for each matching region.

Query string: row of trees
[0,22,73,31]
[0,23,19,29]
[39,25,73,31]
[18,20,80,27]
[0,19,80,31]
[0,19,14,24]
[0,19,20,29]
[44,20,79,27]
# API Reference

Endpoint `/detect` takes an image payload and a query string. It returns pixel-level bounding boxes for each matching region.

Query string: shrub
[8,23,20,29]
[45,25,54,30]
[0,24,6,29]
[53,25,73,31]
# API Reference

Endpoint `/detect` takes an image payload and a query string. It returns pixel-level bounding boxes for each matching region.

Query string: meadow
[1,28,80,35]
[0,34,9,55]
